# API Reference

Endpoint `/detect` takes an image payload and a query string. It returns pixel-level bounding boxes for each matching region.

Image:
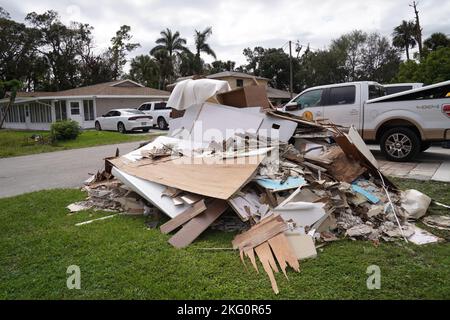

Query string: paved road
[0,141,145,198]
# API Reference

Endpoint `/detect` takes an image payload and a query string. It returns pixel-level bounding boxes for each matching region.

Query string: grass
[0,129,163,158]
[0,179,449,299]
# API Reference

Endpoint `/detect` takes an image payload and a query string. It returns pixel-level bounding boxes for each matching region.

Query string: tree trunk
[0,92,17,129]
[405,46,410,61]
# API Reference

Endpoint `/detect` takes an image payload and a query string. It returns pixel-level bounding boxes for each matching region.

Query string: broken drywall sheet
[192,103,265,143]
[228,190,263,221]
[111,167,189,218]
[285,233,317,260]
[423,215,450,231]
[408,225,442,245]
[169,103,203,136]
[255,177,307,192]
[274,202,327,228]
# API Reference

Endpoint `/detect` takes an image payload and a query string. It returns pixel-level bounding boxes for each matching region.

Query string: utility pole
[410,1,423,59]
[289,40,293,99]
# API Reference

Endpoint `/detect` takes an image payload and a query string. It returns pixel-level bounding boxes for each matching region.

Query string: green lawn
[0,179,449,299]
[0,129,163,158]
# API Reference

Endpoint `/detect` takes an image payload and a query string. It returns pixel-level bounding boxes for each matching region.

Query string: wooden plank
[232,215,282,248]
[232,215,288,251]
[168,200,228,248]
[244,248,259,273]
[268,233,300,275]
[160,200,207,234]
[255,242,279,294]
[180,193,203,205]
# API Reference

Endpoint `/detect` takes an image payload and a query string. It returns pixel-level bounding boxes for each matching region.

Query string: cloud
[1,0,449,67]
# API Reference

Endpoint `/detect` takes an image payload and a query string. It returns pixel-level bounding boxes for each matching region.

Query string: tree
[410,1,423,59]
[0,6,10,19]
[129,54,159,88]
[193,27,216,73]
[394,47,450,84]
[209,60,236,74]
[178,51,197,77]
[423,33,450,52]
[79,53,115,86]
[392,20,417,60]
[109,25,140,80]
[25,10,94,90]
[0,79,22,129]
[150,28,189,82]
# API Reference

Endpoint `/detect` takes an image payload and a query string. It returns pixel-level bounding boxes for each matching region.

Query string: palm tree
[129,55,159,88]
[193,27,216,73]
[392,20,417,60]
[150,28,189,82]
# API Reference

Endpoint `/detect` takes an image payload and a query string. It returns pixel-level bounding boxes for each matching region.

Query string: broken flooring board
[244,248,259,273]
[110,154,265,200]
[180,193,204,205]
[268,233,300,279]
[254,242,280,294]
[232,215,288,251]
[160,200,207,234]
[168,199,228,248]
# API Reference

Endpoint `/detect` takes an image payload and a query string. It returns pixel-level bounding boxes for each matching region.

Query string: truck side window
[294,89,323,108]
[369,85,387,99]
[326,86,356,105]
[155,102,167,110]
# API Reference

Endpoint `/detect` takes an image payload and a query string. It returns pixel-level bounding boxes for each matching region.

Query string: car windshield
[123,109,145,114]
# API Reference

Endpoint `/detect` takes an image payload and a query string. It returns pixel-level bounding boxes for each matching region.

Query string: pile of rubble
[68,79,446,294]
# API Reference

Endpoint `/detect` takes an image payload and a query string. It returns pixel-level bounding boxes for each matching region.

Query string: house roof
[206,71,269,81]
[266,86,295,100]
[12,80,170,99]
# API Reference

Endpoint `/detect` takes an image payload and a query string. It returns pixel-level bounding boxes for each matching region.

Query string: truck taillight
[443,104,450,118]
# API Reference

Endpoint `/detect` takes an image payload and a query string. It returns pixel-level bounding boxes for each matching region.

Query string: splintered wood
[233,215,299,294]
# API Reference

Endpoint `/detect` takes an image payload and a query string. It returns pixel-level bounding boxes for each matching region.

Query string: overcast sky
[2,0,450,67]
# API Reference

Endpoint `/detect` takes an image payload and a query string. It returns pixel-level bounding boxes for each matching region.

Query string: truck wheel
[380,127,420,162]
[157,117,168,130]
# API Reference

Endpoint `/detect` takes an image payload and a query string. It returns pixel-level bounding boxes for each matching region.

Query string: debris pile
[69,79,446,294]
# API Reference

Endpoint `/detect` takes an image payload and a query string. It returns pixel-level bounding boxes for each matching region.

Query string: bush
[50,120,81,141]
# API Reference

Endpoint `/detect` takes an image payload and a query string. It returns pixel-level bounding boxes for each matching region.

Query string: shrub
[50,120,81,141]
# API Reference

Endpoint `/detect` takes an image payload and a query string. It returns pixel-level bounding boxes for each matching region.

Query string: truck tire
[157,117,168,130]
[380,127,420,162]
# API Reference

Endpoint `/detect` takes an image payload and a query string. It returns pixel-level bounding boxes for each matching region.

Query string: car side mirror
[102,114,106,117]
[296,101,303,109]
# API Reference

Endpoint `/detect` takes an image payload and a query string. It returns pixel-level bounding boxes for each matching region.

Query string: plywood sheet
[110,155,264,200]
[160,200,207,234]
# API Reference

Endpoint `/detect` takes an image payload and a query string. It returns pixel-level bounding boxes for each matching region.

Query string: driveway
[370,145,450,182]
[0,141,146,198]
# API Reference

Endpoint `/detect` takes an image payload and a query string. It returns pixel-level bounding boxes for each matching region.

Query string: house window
[55,101,67,121]
[236,79,244,87]
[83,100,95,121]
[70,102,80,115]
[29,102,51,123]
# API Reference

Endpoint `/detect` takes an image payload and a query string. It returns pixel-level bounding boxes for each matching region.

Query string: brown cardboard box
[217,85,271,109]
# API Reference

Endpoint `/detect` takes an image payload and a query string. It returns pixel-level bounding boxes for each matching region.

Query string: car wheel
[117,122,126,134]
[157,117,168,130]
[380,127,420,162]
[95,121,102,131]
[142,129,150,133]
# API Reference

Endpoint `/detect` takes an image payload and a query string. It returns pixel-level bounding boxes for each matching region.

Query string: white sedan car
[94,109,153,133]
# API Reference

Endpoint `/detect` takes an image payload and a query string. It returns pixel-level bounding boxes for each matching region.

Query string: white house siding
[95,97,167,118]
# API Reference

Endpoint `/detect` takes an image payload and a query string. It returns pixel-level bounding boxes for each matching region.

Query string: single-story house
[0,79,170,130]
[167,71,295,106]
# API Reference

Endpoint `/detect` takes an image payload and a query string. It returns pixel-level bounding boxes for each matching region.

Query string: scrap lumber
[168,199,228,248]
[268,233,300,279]
[254,242,280,294]
[232,215,288,251]
[160,200,207,234]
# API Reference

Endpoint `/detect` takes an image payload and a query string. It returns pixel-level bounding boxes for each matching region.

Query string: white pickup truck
[283,80,450,161]
[137,101,170,130]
